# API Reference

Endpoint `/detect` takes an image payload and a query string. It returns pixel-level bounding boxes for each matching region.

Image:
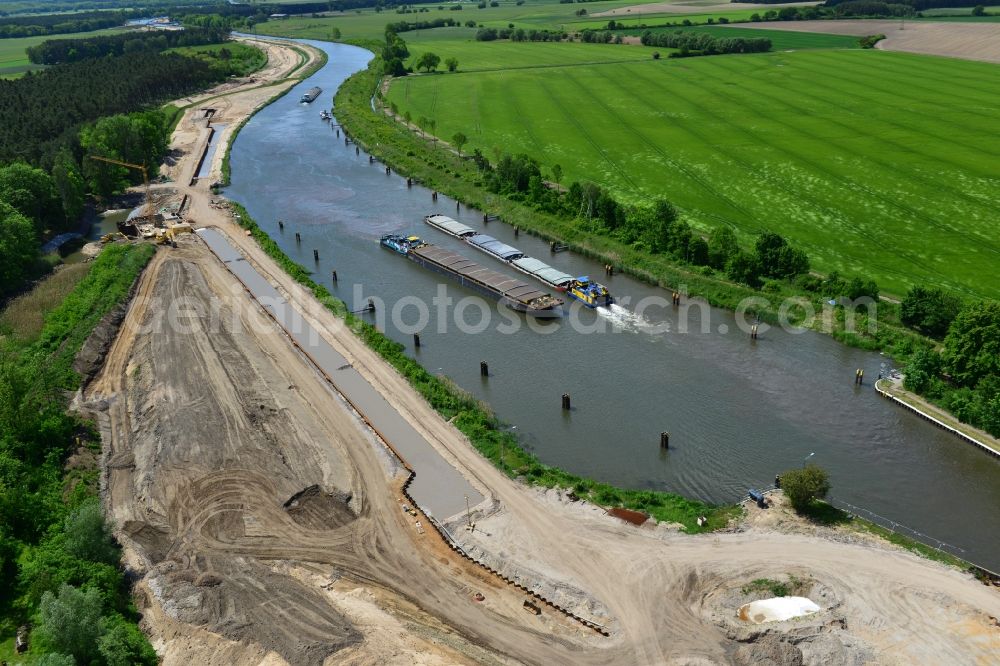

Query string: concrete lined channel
[198,227,484,519]
[224,38,1000,570]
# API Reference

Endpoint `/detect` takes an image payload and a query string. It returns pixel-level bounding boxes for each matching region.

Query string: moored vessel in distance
[567,276,614,308]
[424,214,476,238]
[300,86,322,103]
[320,110,331,121]
[389,239,563,316]
[380,233,424,255]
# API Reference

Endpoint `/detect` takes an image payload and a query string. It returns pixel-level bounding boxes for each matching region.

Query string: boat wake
[595,303,660,332]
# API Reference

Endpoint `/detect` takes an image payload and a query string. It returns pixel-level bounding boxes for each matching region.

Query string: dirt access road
[85,35,1000,665]
[736,20,1000,64]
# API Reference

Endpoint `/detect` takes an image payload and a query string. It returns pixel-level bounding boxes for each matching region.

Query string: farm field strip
[696,56,1000,207]
[596,63,902,265]
[559,66,759,223]
[387,49,1000,297]
[405,38,661,71]
[642,58,1000,288]
[640,62,993,287]
[577,62,955,286]
[779,58,1000,146]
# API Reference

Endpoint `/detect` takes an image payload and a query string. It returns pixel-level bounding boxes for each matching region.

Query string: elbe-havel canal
[225,38,1000,570]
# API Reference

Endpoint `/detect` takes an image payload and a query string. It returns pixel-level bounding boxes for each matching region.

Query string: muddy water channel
[227,39,1000,570]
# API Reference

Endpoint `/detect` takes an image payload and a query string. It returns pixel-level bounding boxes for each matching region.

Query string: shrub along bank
[0,243,157,663]
[228,201,739,532]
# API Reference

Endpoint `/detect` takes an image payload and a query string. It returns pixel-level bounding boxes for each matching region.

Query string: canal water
[226,39,1000,569]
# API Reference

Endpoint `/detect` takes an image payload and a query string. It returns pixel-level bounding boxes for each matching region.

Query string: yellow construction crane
[87,155,153,221]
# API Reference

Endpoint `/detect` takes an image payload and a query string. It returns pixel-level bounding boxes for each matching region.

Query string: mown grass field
[406,35,662,70]
[387,46,1000,299]
[256,0,741,42]
[0,27,123,78]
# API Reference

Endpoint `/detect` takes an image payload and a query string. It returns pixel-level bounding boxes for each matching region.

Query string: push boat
[379,234,424,255]
[566,276,614,308]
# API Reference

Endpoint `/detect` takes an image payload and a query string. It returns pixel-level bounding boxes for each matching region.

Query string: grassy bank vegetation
[229,200,739,532]
[0,243,157,664]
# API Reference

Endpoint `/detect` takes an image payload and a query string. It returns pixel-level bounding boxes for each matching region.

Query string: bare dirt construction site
[738,20,1000,64]
[78,36,1000,666]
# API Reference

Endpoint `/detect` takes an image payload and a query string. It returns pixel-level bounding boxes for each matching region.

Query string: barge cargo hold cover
[300,86,322,103]
[424,214,476,238]
[407,244,563,316]
[467,234,525,262]
[511,256,574,291]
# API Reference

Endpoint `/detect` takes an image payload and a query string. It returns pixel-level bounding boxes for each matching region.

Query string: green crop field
[255,0,743,43]
[628,25,862,50]
[405,36,662,71]
[0,27,122,78]
[387,47,1000,299]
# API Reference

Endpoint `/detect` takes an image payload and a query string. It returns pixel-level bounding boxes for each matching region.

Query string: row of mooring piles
[479,363,675,448]
[854,368,864,385]
[279,220,343,287]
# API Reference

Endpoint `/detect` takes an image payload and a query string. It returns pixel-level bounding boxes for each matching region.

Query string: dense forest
[27,25,228,63]
[0,9,126,38]
[0,52,221,167]
[0,28,232,296]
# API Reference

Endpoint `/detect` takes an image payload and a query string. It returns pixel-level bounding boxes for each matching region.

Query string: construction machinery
[87,155,153,222]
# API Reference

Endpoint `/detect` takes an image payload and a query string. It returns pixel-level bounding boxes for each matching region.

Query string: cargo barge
[424,214,476,238]
[300,86,322,103]
[405,243,563,316]
[422,214,574,291]
[467,233,524,262]
[510,256,574,292]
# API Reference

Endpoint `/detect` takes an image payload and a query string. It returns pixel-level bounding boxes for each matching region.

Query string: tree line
[469,150,812,281]
[476,26,568,42]
[27,26,229,64]
[640,30,772,55]
[0,10,127,39]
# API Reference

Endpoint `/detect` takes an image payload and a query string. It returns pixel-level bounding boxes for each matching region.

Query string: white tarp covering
[738,597,820,624]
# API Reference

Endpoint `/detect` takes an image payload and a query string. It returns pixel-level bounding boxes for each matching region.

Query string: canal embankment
[226,37,1000,571]
[875,377,1000,458]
